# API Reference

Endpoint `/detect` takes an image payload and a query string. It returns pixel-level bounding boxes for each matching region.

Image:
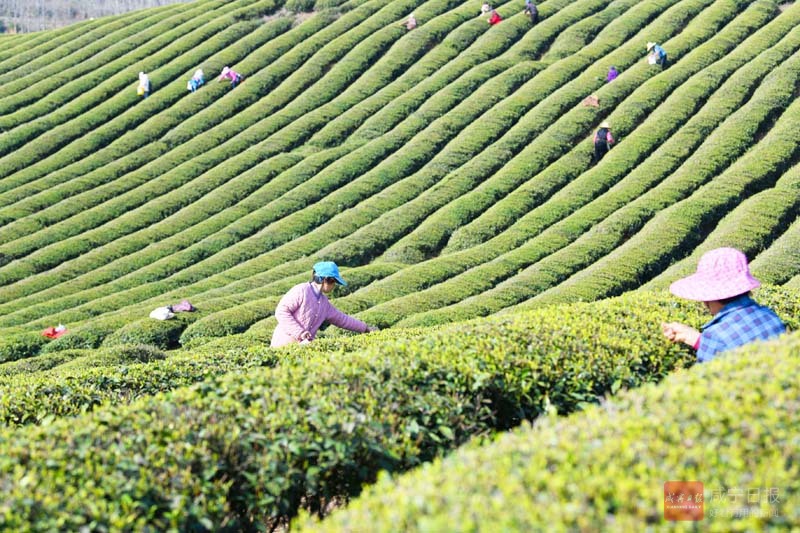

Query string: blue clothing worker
[647,42,668,67]
[692,294,785,362]
[662,247,785,362]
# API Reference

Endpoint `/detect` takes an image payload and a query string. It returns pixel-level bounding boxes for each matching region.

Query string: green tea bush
[750,215,800,286]
[0,342,282,427]
[301,332,800,532]
[0,331,48,363]
[0,350,84,378]
[0,16,110,76]
[101,315,192,350]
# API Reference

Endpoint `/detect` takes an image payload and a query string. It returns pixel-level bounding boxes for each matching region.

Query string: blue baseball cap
[313,261,347,286]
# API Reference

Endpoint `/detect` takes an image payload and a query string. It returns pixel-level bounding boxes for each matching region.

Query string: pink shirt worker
[270,261,378,348]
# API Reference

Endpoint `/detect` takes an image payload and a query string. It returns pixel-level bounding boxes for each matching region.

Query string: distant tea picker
[271,261,379,348]
[646,41,667,67]
[187,68,204,93]
[218,66,243,89]
[662,247,785,362]
[137,71,150,98]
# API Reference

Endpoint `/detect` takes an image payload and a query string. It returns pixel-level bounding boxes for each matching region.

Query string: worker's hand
[366,325,379,333]
[299,331,313,342]
[661,322,700,348]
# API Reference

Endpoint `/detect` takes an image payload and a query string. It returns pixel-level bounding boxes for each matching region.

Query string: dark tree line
[0,0,196,33]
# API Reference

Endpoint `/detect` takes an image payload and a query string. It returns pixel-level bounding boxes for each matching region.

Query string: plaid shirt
[697,295,785,362]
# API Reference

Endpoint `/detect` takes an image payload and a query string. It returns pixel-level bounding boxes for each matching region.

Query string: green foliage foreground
[0,288,796,530]
[300,333,800,532]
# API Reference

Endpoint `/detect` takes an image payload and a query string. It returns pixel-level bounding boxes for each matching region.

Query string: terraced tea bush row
[0,323,440,428]
[749,214,800,286]
[646,161,800,287]
[300,330,800,532]
[0,16,111,75]
[0,349,88,379]
[0,342,278,427]
[0,331,48,364]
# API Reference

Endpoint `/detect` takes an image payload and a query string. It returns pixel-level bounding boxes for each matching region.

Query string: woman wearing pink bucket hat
[661,247,785,362]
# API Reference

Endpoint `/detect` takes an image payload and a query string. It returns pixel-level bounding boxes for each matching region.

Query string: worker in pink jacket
[270,261,378,348]
[218,66,242,89]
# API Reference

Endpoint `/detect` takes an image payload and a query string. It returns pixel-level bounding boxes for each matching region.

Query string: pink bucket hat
[669,247,760,301]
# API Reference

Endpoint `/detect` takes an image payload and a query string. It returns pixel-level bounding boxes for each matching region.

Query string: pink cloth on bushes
[172,300,195,312]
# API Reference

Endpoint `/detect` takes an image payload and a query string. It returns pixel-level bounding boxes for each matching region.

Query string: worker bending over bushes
[271,262,378,348]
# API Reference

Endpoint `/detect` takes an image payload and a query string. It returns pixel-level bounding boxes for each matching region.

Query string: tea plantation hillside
[0,0,797,358]
[0,0,799,529]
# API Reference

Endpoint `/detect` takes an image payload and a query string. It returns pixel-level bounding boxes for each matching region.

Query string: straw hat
[669,248,761,301]
[646,42,655,51]
[600,121,610,129]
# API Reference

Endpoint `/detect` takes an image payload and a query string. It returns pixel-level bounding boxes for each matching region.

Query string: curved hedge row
[645,160,800,288]
[0,325,425,428]
[0,16,112,76]
[749,214,800,286]
[300,330,800,532]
